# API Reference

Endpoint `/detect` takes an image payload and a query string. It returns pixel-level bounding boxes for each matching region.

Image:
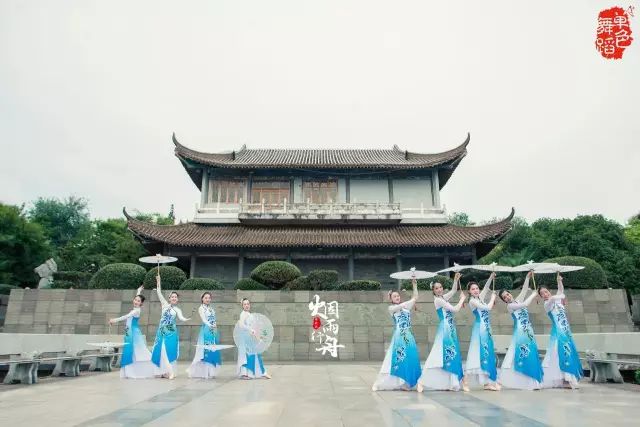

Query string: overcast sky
[1,0,638,225]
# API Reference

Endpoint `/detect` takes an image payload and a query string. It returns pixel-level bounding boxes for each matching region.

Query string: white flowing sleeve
[556,275,565,296]
[508,292,537,312]
[174,307,190,322]
[515,276,531,303]
[435,296,463,313]
[443,276,459,301]
[198,306,209,325]
[479,276,492,302]
[470,297,490,311]
[111,308,139,323]
[389,298,416,313]
[238,311,252,331]
[156,282,169,308]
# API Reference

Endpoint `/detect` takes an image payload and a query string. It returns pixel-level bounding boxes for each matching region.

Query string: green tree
[624,214,640,245]
[448,212,475,226]
[133,208,174,225]
[28,196,91,248]
[0,203,51,286]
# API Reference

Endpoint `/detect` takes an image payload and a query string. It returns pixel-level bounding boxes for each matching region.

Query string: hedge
[0,284,19,295]
[285,276,311,290]
[50,280,76,289]
[536,256,608,289]
[53,271,91,289]
[180,278,224,290]
[250,261,301,289]
[88,263,147,290]
[308,270,339,290]
[401,274,453,291]
[334,280,381,290]
[234,278,269,290]
[143,266,187,289]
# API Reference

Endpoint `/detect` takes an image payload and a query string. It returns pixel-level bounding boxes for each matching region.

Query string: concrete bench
[0,352,42,385]
[492,332,640,383]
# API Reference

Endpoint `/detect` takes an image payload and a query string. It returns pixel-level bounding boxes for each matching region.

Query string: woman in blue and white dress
[498,271,544,390]
[151,275,190,379]
[187,292,222,379]
[539,274,583,389]
[236,298,271,379]
[417,273,467,392]
[465,273,500,391]
[372,278,421,391]
[109,285,155,379]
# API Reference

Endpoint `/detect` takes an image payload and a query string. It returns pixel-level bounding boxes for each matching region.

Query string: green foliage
[285,276,311,290]
[88,263,146,289]
[635,369,640,385]
[0,203,51,286]
[401,274,453,291]
[494,275,515,290]
[308,270,339,290]
[133,209,175,225]
[144,266,187,289]
[0,284,19,295]
[180,278,224,290]
[625,216,640,245]
[50,280,76,289]
[335,280,381,290]
[234,278,269,290]
[480,215,640,292]
[53,271,91,288]
[250,261,302,289]
[535,256,608,289]
[448,212,475,226]
[27,196,91,248]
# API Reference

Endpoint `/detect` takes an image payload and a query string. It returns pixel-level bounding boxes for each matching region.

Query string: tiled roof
[124,208,513,248]
[172,133,469,170]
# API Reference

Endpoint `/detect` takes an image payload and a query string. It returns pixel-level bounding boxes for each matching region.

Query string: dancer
[465,273,500,391]
[417,273,467,392]
[539,274,583,389]
[372,278,421,391]
[236,298,271,379]
[187,291,222,379]
[109,285,154,379]
[151,275,190,379]
[498,271,544,390]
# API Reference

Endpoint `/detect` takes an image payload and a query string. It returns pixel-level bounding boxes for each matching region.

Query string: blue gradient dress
[187,304,222,378]
[112,303,154,379]
[542,278,583,388]
[372,295,421,390]
[465,277,498,385]
[151,284,189,377]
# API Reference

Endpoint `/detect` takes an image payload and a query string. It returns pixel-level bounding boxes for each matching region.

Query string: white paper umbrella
[510,261,560,272]
[437,263,473,274]
[469,262,515,273]
[195,344,235,352]
[390,266,437,280]
[234,313,274,354]
[531,265,585,274]
[139,254,179,281]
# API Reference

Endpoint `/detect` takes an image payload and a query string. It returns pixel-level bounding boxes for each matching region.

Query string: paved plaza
[1,363,638,427]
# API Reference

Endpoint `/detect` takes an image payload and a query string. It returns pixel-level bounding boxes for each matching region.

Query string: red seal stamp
[595,6,634,60]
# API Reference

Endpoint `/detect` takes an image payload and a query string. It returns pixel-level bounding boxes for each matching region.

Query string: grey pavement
[0,363,638,427]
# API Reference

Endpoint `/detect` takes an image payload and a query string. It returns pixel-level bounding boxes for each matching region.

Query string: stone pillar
[395,252,402,290]
[238,251,245,280]
[190,255,196,278]
[345,177,351,203]
[388,176,394,203]
[348,248,354,281]
[247,172,253,203]
[471,246,477,264]
[431,169,441,209]
[200,169,209,206]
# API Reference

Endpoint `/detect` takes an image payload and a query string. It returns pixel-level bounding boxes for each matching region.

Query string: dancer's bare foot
[462,383,470,392]
[263,374,272,379]
[484,384,498,391]
[416,383,424,393]
[240,375,250,380]
[371,385,378,392]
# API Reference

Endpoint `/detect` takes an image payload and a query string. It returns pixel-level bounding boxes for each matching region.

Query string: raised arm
[487,292,497,310]
[136,285,144,296]
[479,273,494,302]
[443,273,460,301]
[515,272,531,302]
[436,292,466,313]
[156,276,169,307]
[470,292,496,311]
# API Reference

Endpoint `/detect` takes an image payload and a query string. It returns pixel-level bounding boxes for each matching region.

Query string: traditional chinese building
[125,133,513,289]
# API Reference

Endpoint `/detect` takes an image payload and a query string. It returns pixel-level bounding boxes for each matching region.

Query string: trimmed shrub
[234,278,269,290]
[88,263,146,290]
[0,284,19,295]
[143,266,187,289]
[308,270,339,290]
[285,276,311,290]
[50,280,76,289]
[335,280,381,290]
[494,275,515,290]
[180,278,224,290]
[250,261,301,289]
[54,271,91,289]
[401,274,453,291]
[537,256,608,289]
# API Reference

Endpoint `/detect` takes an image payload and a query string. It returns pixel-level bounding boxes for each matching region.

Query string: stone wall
[2,288,634,362]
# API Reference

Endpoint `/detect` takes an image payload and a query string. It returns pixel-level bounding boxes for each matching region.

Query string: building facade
[125,133,513,288]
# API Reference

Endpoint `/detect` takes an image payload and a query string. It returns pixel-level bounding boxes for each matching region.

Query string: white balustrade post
[239,198,243,213]
[307,197,311,213]
[261,198,265,215]
[420,202,424,216]
[284,198,287,214]
[216,200,220,214]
